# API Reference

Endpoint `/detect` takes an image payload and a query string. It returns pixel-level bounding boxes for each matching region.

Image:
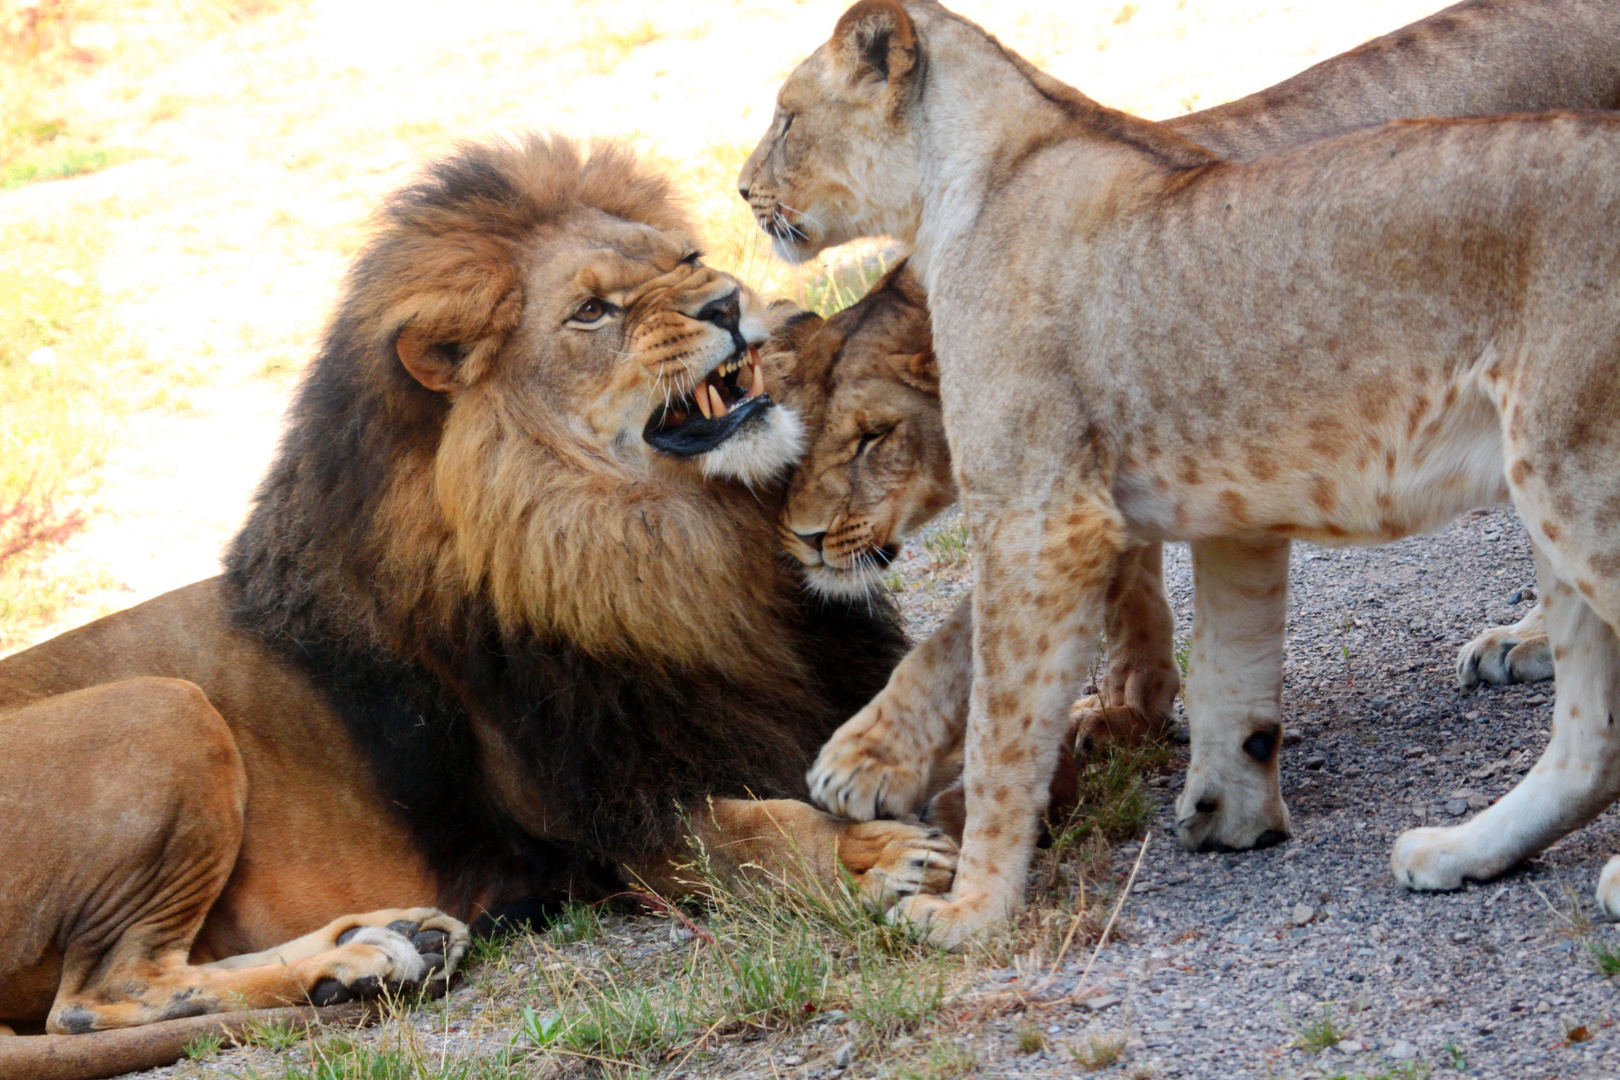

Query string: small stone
[832,1041,855,1068]
[1444,799,1468,816]
[1527,694,1549,705]
[781,1055,803,1066]
[1387,1040,1417,1060]
[1292,903,1316,927]
[1282,729,1304,747]
[1304,755,1327,770]
[1402,746,1426,758]
[1150,1019,1176,1032]
[1211,909,1239,926]
[1467,794,1491,811]
[26,346,56,366]
[1339,1040,1364,1053]
[1464,710,1482,721]
[1082,994,1121,1012]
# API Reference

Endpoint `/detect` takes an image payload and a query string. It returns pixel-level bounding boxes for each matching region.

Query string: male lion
[740,0,1620,945]
[774,0,1620,828]
[0,134,954,1057]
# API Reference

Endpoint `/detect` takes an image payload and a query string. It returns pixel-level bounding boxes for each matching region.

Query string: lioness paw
[885,893,995,950]
[1456,618,1553,688]
[1389,826,1473,892]
[1069,698,1172,758]
[841,820,957,909]
[306,926,431,1006]
[809,732,931,821]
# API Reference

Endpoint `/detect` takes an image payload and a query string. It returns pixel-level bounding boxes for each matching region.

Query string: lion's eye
[571,298,615,325]
[680,250,702,266]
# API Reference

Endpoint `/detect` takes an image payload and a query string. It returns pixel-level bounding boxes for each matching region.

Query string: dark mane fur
[225,135,907,911]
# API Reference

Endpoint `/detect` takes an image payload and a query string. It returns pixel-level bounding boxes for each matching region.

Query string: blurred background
[0,0,1449,653]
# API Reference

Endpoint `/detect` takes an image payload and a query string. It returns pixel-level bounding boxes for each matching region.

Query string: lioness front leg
[1071,541,1181,755]
[891,497,1121,947]
[1394,551,1620,897]
[1457,602,1554,687]
[656,798,957,910]
[808,596,973,820]
[1173,537,1293,853]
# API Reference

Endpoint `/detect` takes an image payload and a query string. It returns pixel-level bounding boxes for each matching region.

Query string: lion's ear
[832,0,917,86]
[396,326,465,394]
[890,350,937,395]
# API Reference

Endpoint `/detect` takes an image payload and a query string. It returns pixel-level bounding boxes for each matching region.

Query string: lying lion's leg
[206,907,469,990]
[1071,540,1181,754]
[808,595,973,820]
[635,798,957,911]
[1457,602,1553,688]
[1172,537,1293,854]
[891,497,1121,947]
[1394,547,1620,896]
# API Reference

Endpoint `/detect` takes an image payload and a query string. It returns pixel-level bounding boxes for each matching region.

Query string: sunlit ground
[0,0,1448,651]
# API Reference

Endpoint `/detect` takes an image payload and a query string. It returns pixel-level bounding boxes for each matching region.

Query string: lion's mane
[225,135,907,908]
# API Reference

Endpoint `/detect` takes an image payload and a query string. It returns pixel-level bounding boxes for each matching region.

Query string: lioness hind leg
[1392,548,1620,893]
[1071,541,1181,756]
[1457,602,1553,688]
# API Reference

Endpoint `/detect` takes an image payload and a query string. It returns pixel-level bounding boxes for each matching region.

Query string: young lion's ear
[889,350,937,394]
[832,0,917,86]
[396,326,464,394]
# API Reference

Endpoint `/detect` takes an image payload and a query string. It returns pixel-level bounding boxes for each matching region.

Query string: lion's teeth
[709,383,730,418]
[695,387,713,420]
[746,359,765,399]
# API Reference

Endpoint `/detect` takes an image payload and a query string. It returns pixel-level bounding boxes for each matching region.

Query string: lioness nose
[794,530,826,553]
[695,291,740,334]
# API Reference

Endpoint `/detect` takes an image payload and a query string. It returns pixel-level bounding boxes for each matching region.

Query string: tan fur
[0,136,953,1051]
[777,0,1620,831]
[744,0,1620,944]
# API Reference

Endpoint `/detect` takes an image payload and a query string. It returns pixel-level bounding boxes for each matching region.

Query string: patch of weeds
[1440,1042,1466,1069]
[724,927,830,1026]
[1322,1065,1430,1080]
[243,1033,527,1079]
[1049,737,1174,856]
[1069,1031,1127,1070]
[183,1030,225,1059]
[882,569,905,593]
[545,972,697,1063]
[1288,1004,1347,1053]
[923,520,971,569]
[546,900,604,944]
[844,948,950,1040]
[1588,936,1620,975]
[0,488,84,574]
[1,143,136,189]
[894,1042,978,1079]
[1173,636,1191,676]
[1015,1023,1045,1054]
[242,1015,305,1052]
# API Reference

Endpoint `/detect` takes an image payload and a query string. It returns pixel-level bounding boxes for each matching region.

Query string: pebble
[1291,903,1315,926]
[1083,995,1122,1012]
[831,1041,854,1068]
[1304,755,1327,770]
[1444,799,1468,816]
[1387,1040,1417,1060]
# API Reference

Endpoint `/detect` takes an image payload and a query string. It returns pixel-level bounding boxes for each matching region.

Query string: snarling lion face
[773,263,953,598]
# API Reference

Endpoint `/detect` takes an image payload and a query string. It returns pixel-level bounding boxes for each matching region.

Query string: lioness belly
[1116,375,1509,546]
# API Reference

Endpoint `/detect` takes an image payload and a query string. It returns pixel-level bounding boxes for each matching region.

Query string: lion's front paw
[809,731,931,820]
[885,893,997,950]
[840,820,957,909]
[1389,827,1473,892]
[1457,623,1553,688]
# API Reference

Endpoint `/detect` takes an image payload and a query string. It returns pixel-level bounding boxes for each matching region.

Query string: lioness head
[773,262,954,598]
[737,0,925,263]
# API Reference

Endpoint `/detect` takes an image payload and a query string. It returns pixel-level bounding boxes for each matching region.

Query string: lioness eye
[680,250,702,266]
[855,426,893,456]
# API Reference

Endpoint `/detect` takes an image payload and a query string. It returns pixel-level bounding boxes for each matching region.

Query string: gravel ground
[893,506,1620,1080]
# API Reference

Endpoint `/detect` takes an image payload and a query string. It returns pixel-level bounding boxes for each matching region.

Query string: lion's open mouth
[644,345,775,457]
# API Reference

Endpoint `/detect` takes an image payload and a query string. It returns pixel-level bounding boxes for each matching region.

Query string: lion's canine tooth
[746,358,765,399]
[695,386,713,420]
[709,383,730,418]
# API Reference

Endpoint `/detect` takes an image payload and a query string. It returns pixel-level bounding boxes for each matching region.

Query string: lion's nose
[794,530,826,553]
[738,185,750,201]
[695,290,740,335]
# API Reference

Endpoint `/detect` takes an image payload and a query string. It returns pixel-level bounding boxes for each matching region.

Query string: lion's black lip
[644,393,775,457]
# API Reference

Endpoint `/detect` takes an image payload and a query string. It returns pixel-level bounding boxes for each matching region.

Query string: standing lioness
[741,0,1620,945]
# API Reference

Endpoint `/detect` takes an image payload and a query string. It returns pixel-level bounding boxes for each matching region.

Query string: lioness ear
[396,325,464,394]
[890,350,937,394]
[832,0,917,86]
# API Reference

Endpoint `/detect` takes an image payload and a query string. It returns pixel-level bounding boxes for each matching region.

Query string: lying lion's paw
[808,733,931,821]
[842,820,957,909]
[334,909,471,988]
[1389,826,1473,892]
[1598,857,1620,920]
[1456,625,1553,688]
[306,926,432,1006]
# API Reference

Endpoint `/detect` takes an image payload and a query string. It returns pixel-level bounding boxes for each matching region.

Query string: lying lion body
[0,135,954,1052]
[743,0,1620,945]
[772,0,1620,825]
